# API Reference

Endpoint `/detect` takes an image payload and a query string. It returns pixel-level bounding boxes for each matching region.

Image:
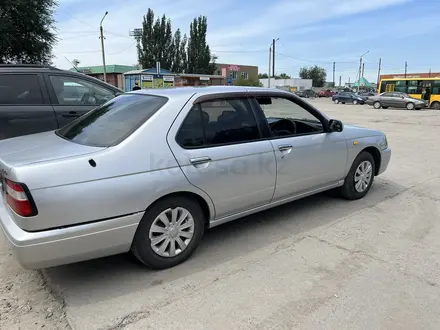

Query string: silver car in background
[366,92,426,110]
[0,86,391,270]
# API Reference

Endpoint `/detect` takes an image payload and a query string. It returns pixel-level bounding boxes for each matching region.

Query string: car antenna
[65,57,80,72]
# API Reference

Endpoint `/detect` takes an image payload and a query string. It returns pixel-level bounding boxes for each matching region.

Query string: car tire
[431,101,440,110]
[406,102,415,110]
[353,100,358,105]
[131,196,205,270]
[334,99,339,104]
[373,101,381,109]
[340,151,375,200]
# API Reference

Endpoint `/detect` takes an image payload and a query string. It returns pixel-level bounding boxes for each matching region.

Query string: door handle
[190,157,211,166]
[62,111,80,118]
[278,145,293,152]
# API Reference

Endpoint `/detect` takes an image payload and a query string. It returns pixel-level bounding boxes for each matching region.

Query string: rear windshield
[56,94,168,147]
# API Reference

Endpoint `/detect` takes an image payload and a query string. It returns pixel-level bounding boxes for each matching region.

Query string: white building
[259,78,313,90]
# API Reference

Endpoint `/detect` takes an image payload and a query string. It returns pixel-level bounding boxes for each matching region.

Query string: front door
[44,74,118,128]
[380,93,394,107]
[167,96,277,219]
[252,94,347,201]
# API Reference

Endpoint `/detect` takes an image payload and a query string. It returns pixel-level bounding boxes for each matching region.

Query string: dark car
[0,64,123,140]
[295,89,316,98]
[332,92,365,105]
[358,92,376,100]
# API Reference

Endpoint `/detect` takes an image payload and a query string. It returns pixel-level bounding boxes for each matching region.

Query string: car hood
[343,124,384,139]
[0,131,105,167]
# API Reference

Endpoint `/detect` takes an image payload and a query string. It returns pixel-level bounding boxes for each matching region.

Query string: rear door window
[0,74,44,105]
[56,94,167,147]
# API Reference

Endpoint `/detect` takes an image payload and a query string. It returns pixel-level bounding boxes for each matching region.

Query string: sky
[53,0,440,85]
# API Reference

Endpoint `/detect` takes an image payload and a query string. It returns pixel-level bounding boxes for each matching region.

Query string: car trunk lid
[0,131,106,168]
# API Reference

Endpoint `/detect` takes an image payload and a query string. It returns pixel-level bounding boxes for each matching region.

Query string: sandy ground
[1,98,440,329]
[0,235,70,329]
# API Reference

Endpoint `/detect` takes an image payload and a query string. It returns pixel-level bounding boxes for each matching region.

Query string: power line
[59,33,96,41]
[276,52,358,64]
[59,11,96,29]
[108,42,137,54]
[212,49,266,53]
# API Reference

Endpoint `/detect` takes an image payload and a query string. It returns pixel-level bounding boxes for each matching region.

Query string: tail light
[5,179,37,217]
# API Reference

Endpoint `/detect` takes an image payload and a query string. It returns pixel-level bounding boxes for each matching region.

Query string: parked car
[332,92,365,105]
[0,86,391,270]
[366,92,427,110]
[295,89,316,98]
[0,64,123,140]
[318,90,336,98]
[358,92,376,100]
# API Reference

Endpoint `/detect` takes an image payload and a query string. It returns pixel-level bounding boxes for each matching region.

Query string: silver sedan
[0,86,391,270]
[366,92,426,110]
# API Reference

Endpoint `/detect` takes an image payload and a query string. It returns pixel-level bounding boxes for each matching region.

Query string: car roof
[0,64,123,92]
[126,86,286,98]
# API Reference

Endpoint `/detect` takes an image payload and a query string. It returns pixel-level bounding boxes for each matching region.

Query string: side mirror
[328,119,344,132]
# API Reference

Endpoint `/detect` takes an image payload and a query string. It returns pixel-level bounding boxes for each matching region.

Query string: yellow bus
[378,77,440,109]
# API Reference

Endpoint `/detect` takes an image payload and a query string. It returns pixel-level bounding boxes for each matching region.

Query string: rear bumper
[0,194,143,269]
[378,147,392,175]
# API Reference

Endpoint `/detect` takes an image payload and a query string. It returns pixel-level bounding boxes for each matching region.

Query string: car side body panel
[3,94,215,232]
[0,86,392,269]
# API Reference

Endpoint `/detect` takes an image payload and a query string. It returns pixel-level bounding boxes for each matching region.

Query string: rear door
[167,94,277,219]
[0,73,58,140]
[43,73,119,128]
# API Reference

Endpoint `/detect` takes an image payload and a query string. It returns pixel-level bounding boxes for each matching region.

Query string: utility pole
[272,39,275,78]
[268,46,272,87]
[339,75,341,88]
[272,38,279,78]
[358,51,369,92]
[332,62,335,87]
[377,58,381,87]
[404,61,408,78]
[100,11,108,83]
[429,68,432,78]
[362,63,365,78]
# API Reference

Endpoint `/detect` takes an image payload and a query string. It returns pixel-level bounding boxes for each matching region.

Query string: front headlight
[379,136,388,150]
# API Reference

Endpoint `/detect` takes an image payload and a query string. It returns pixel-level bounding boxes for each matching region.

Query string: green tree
[138,8,155,68]
[187,16,216,74]
[279,73,291,79]
[299,65,327,87]
[235,78,263,87]
[138,9,173,70]
[0,0,57,64]
[258,73,269,79]
[171,29,188,73]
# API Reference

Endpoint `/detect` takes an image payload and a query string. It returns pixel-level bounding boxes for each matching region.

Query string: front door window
[49,75,115,106]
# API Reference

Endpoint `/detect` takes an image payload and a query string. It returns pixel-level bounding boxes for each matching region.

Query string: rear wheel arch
[144,191,212,228]
[360,146,381,175]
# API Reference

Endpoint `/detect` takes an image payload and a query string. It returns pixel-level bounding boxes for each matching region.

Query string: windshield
[56,94,168,147]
